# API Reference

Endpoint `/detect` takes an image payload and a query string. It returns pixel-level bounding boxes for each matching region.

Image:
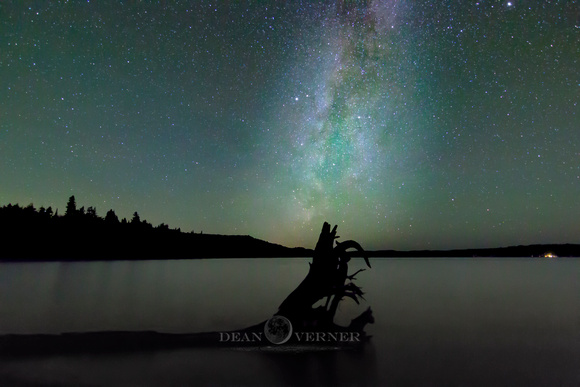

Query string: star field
[1,1,578,250]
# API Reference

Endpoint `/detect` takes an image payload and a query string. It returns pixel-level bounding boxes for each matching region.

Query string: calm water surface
[1,257,579,386]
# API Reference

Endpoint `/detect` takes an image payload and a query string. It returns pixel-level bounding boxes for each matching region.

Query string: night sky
[1,1,578,251]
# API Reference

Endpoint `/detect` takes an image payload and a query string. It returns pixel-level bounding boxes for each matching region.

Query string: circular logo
[264,315,293,345]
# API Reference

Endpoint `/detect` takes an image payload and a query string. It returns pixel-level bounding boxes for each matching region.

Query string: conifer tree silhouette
[65,195,77,217]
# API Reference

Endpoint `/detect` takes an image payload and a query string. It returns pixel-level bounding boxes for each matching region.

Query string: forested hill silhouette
[1,197,579,261]
[0,196,311,261]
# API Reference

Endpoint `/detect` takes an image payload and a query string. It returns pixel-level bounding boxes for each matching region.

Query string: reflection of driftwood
[277,222,373,335]
[0,223,374,356]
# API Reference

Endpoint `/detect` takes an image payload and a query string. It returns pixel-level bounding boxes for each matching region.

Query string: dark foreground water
[1,257,579,386]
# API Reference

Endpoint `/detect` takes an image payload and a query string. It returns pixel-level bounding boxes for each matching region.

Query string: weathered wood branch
[277,222,374,334]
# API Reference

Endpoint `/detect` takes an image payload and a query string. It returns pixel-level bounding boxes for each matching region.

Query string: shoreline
[1,245,579,262]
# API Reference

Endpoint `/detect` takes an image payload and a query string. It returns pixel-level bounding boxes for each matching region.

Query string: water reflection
[258,344,380,386]
[0,258,314,334]
[0,258,579,386]
[0,345,380,387]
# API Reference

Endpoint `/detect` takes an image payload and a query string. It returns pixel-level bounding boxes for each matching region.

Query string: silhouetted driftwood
[277,222,373,333]
[0,223,374,356]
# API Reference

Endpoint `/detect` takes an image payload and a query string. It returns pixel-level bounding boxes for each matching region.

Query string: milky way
[1,1,578,250]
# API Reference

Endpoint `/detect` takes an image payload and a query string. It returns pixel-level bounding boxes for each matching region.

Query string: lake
[1,257,579,386]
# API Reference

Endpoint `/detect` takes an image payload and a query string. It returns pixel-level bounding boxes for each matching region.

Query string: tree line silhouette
[0,196,311,261]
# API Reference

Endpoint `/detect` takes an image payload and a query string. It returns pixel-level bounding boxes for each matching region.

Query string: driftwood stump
[276,222,374,335]
[0,222,375,356]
